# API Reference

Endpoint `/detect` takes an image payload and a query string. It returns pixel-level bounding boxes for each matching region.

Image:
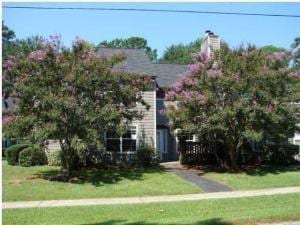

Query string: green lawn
[204,165,300,190]
[3,160,201,201]
[3,193,300,225]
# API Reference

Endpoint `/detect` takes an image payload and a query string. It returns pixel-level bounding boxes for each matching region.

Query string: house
[4,31,299,162]
[97,47,187,161]
[2,31,222,162]
[95,31,221,162]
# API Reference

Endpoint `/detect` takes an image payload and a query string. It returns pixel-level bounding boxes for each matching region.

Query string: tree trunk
[225,138,239,170]
[228,148,238,169]
[60,140,74,177]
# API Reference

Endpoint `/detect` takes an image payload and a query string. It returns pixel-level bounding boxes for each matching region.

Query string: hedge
[262,143,299,165]
[5,144,30,165]
[137,145,157,167]
[19,146,47,167]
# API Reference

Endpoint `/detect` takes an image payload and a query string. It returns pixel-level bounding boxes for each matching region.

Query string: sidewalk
[3,186,300,209]
[160,161,233,192]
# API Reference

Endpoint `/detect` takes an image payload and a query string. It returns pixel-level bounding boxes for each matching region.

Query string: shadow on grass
[242,164,300,176]
[35,167,165,187]
[198,163,300,176]
[80,218,232,225]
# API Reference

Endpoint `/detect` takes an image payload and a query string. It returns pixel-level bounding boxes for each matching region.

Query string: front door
[156,129,167,160]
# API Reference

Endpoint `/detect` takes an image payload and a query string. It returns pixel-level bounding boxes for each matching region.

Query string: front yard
[204,165,300,190]
[3,193,300,225]
[3,160,201,201]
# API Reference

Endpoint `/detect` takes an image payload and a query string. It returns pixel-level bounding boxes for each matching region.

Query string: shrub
[46,150,62,166]
[262,143,299,165]
[19,146,47,167]
[5,144,30,165]
[137,145,156,167]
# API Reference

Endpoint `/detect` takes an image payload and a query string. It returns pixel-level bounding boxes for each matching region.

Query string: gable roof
[97,47,187,87]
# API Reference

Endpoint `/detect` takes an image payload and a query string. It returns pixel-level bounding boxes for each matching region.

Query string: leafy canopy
[98,36,157,61]
[159,38,202,64]
[166,44,299,167]
[3,36,151,174]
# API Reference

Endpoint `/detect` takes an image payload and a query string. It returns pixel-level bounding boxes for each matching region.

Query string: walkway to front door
[160,161,233,193]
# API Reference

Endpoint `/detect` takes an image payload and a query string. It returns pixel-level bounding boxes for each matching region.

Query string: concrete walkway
[258,222,300,225]
[3,186,300,209]
[161,161,233,192]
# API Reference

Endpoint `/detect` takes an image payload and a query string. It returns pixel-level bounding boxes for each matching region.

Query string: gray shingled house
[3,32,220,162]
[94,31,224,161]
[97,47,187,161]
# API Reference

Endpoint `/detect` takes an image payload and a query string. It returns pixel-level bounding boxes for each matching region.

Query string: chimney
[201,31,221,55]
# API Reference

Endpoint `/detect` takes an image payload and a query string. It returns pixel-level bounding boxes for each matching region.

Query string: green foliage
[98,36,157,61]
[19,146,47,167]
[136,145,156,167]
[159,38,202,64]
[167,44,299,168]
[5,144,30,165]
[260,45,285,54]
[2,21,15,45]
[262,143,299,165]
[46,151,62,166]
[4,37,150,174]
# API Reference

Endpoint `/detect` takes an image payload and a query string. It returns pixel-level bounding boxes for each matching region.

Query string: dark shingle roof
[97,47,187,87]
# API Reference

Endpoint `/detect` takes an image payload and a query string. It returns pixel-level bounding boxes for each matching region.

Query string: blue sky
[3,2,300,57]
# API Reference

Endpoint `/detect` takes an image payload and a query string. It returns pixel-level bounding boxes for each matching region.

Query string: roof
[97,47,187,87]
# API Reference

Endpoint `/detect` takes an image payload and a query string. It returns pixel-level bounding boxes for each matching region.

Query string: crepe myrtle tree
[165,43,300,169]
[3,35,151,175]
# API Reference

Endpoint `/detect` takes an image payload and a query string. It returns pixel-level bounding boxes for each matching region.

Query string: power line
[3,6,300,18]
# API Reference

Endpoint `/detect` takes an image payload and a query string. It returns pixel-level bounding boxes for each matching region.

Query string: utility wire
[3,6,300,18]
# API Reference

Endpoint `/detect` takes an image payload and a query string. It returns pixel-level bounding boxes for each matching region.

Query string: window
[185,134,195,142]
[106,125,137,152]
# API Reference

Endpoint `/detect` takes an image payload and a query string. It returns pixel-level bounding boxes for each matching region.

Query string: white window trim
[105,124,138,152]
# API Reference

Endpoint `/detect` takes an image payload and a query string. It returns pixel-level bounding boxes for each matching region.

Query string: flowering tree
[166,44,299,168]
[3,35,151,175]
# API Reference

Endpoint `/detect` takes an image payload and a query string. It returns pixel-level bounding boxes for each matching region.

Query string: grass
[2,160,201,201]
[3,193,300,225]
[204,164,300,190]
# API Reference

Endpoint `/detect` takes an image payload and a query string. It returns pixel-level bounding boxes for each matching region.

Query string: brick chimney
[201,30,220,55]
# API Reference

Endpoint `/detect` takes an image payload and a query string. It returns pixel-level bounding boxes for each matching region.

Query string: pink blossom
[207,68,222,78]
[159,108,167,115]
[3,60,15,71]
[178,75,196,86]
[49,34,61,40]
[288,70,300,78]
[29,50,46,60]
[194,93,206,103]
[165,90,176,100]
[170,81,181,92]
[191,51,210,64]
[2,115,16,124]
[187,62,203,74]
[73,36,86,46]
[266,104,273,111]
[269,51,287,61]
[181,91,192,101]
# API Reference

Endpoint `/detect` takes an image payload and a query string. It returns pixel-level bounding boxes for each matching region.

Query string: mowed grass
[204,165,300,190]
[3,193,300,225]
[2,160,201,201]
